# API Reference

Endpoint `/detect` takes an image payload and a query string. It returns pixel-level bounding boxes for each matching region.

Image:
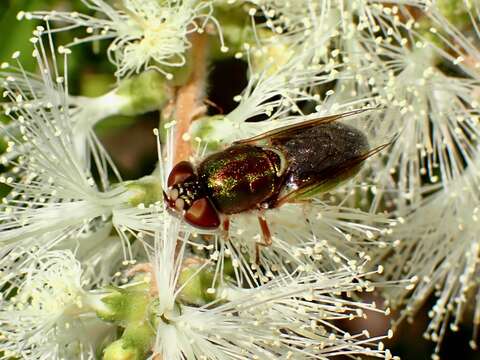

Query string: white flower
[365,4,480,352]
[0,250,113,360]
[377,154,480,352]
[0,132,129,256]
[329,2,480,209]
[61,222,129,286]
[0,29,121,183]
[0,29,170,181]
[226,59,335,124]
[245,0,340,66]
[150,226,395,359]
[24,0,226,78]
[189,52,367,147]
[0,35,144,267]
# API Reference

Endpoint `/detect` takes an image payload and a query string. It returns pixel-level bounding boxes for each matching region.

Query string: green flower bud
[99,278,155,360]
[125,176,164,207]
[103,321,155,360]
[178,265,216,305]
[189,115,234,151]
[177,259,235,305]
[117,71,171,116]
[103,339,142,360]
[96,282,151,324]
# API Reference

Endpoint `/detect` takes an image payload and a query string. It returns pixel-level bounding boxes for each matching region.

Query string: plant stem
[173,32,209,163]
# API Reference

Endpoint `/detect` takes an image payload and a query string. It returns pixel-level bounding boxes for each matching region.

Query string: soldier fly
[165,108,388,259]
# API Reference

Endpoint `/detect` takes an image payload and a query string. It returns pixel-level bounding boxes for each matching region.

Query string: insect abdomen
[272,122,369,196]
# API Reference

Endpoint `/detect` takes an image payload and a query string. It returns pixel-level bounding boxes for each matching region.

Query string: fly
[164,108,389,260]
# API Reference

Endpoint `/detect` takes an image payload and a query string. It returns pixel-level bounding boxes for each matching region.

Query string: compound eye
[185,198,221,229]
[168,161,195,188]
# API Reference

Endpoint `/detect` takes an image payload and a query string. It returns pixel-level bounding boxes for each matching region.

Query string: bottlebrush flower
[0,29,120,182]
[331,2,480,209]
[149,225,396,359]
[189,45,365,147]
[367,3,480,353]
[376,154,480,353]
[0,223,126,289]
[22,0,226,78]
[0,35,152,271]
[0,84,130,254]
[1,30,170,175]
[245,0,339,69]
[0,250,114,360]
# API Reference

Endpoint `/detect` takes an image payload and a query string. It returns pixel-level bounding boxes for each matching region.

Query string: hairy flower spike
[378,154,480,353]
[0,31,121,185]
[320,1,480,210]
[0,35,166,274]
[26,0,225,79]
[137,219,398,359]
[0,250,113,359]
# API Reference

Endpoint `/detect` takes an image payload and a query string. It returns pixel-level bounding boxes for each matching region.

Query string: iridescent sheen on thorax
[198,145,282,214]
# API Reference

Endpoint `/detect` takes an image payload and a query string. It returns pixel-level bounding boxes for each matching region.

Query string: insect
[165,108,388,259]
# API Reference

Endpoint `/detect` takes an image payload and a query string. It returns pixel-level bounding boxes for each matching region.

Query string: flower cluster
[0,0,479,359]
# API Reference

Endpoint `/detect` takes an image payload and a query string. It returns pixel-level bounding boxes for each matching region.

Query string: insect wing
[233,108,377,146]
[273,142,390,207]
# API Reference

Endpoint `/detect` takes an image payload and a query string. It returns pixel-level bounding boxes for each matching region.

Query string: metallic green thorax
[198,145,282,214]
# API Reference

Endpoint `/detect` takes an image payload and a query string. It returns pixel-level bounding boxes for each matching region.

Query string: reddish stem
[173,33,209,163]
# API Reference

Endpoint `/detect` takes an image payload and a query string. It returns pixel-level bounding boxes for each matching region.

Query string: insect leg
[222,217,230,238]
[255,215,272,263]
[191,104,208,120]
[204,98,224,114]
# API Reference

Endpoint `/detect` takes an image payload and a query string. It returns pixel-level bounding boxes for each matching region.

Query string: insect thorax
[198,144,283,214]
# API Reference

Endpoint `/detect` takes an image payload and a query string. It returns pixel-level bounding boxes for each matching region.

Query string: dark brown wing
[272,142,390,207]
[233,107,378,146]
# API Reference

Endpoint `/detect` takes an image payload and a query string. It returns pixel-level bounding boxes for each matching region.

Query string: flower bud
[103,336,145,360]
[96,283,151,323]
[125,176,164,207]
[189,115,235,150]
[117,70,170,116]
[178,264,217,305]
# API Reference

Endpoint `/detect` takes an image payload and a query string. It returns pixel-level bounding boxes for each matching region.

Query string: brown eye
[168,161,195,187]
[184,198,220,229]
